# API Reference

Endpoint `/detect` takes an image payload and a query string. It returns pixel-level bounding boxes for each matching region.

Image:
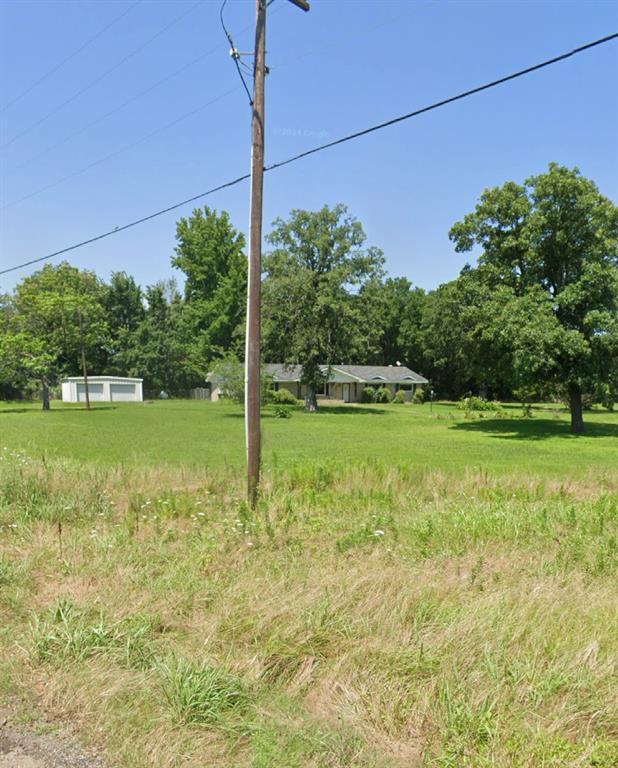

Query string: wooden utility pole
[244,0,309,507]
[245,0,266,508]
[77,307,90,411]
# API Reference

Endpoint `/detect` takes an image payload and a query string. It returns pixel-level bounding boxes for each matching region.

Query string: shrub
[360,386,375,403]
[412,388,425,404]
[457,395,496,412]
[374,386,392,404]
[273,405,292,419]
[393,389,406,404]
[270,388,299,405]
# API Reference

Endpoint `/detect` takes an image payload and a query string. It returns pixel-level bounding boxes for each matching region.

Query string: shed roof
[61,376,143,383]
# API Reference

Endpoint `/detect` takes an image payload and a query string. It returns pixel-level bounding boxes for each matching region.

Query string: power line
[3,1,285,178]
[0,0,204,151]
[1,31,616,278]
[0,1,141,113]
[220,0,254,106]
[264,32,618,174]
[0,173,251,276]
[2,87,239,210]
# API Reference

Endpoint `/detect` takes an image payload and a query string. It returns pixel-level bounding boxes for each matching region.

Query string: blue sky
[1,0,616,293]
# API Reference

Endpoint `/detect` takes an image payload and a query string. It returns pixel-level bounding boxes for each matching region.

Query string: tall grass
[0,450,616,767]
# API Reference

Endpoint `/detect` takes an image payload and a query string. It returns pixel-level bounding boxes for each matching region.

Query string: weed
[159,657,251,725]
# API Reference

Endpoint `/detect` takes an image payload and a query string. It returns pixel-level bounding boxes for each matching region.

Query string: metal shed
[61,376,143,403]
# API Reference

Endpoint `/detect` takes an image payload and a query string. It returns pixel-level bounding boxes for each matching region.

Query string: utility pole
[245,0,309,508]
[77,307,90,411]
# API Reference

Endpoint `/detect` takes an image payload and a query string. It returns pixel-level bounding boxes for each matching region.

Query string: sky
[0,0,617,294]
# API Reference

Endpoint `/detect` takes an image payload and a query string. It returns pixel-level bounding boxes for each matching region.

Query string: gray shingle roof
[264,363,427,384]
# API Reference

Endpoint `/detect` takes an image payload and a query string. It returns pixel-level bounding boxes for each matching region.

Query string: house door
[342,383,351,403]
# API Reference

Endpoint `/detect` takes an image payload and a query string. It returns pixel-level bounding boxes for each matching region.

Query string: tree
[359,276,427,368]
[449,164,618,432]
[6,263,108,409]
[172,206,247,376]
[125,280,190,396]
[418,268,514,400]
[262,204,385,409]
[104,272,146,376]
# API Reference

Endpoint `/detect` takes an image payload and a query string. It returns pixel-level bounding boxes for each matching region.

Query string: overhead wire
[4,2,284,175]
[1,87,239,210]
[0,0,141,113]
[219,0,254,106]
[0,0,204,151]
[1,30,616,277]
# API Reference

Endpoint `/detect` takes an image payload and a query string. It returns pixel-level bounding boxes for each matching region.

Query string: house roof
[263,364,428,385]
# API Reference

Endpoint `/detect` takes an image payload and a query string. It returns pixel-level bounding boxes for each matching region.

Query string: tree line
[1,163,616,432]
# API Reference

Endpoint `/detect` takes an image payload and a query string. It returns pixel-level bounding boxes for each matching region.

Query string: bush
[361,386,375,403]
[272,405,292,419]
[393,389,406,404]
[457,395,496,412]
[412,388,425,404]
[270,388,299,405]
[374,386,392,404]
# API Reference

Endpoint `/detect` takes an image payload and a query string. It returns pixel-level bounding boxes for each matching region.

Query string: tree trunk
[568,383,584,434]
[305,385,317,412]
[42,378,50,411]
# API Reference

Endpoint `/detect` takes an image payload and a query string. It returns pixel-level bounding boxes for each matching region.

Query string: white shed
[61,376,143,403]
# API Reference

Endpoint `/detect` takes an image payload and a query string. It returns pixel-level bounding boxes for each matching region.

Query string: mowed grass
[0,398,617,480]
[1,400,617,766]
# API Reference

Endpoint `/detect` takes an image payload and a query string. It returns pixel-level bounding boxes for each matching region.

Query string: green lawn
[1,399,617,480]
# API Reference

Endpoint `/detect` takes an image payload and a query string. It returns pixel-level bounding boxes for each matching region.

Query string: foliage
[360,386,376,403]
[393,389,406,404]
[449,163,618,433]
[270,388,299,405]
[272,404,292,419]
[262,205,385,409]
[358,276,426,367]
[172,206,247,376]
[412,388,425,404]
[1,263,109,408]
[210,354,244,404]
[457,396,496,412]
[373,386,392,404]
[125,280,192,397]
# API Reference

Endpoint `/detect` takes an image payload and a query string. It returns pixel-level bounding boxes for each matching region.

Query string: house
[61,376,143,403]
[207,364,427,402]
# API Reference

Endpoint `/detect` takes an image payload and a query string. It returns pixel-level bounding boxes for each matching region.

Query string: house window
[316,381,328,396]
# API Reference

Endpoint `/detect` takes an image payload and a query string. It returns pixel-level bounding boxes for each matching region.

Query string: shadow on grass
[0,406,118,414]
[222,404,388,419]
[450,417,618,440]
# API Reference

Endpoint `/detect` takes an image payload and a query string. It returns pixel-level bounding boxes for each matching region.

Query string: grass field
[1,399,617,479]
[1,400,617,767]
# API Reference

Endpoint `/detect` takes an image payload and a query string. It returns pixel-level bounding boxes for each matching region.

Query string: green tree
[104,272,146,376]
[419,268,513,399]
[126,280,190,396]
[360,276,427,368]
[172,206,247,376]
[449,164,618,432]
[4,263,108,409]
[262,204,385,409]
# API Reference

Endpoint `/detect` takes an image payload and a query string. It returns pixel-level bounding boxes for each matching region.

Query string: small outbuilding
[61,376,143,403]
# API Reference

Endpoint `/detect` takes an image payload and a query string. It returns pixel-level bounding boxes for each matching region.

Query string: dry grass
[1,449,617,767]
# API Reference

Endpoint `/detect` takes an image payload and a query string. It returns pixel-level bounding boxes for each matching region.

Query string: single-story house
[207,364,427,402]
[61,376,143,403]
